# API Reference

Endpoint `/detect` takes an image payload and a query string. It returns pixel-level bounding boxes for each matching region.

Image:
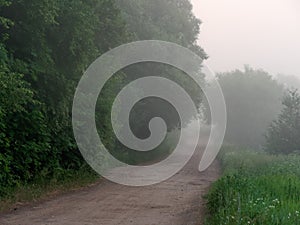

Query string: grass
[0,165,99,213]
[205,146,300,225]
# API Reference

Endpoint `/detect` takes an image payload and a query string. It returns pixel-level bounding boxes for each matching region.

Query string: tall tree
[217,67,284,148]
[0,1,51,193]
[1,0,129,167]
[115,0,206,57]
[0,0,130,194]
[114,0,207,124]
[265,90,300,154]
[104,0,208,163]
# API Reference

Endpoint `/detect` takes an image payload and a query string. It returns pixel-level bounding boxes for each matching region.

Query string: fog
[191,0,300,78]
[2,2,300,222]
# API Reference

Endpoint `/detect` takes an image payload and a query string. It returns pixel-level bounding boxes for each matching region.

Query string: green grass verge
[205,146,300,225]
[0,165,99,213]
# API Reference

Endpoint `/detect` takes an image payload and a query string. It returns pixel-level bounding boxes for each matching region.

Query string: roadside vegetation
[0,0,204,209]
[0,166,99,212]
[205,90,300,224]
[205,147,300,225]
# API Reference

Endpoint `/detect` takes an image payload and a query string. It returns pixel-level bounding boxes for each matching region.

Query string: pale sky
[191,0,300,77]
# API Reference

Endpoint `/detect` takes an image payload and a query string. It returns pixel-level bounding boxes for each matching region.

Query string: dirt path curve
[0,147,220,225]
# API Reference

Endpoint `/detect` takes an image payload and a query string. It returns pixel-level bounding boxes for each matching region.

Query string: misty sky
[191,0,300,77]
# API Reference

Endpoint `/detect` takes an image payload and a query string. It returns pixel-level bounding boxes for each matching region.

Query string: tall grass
[205,146,300,225]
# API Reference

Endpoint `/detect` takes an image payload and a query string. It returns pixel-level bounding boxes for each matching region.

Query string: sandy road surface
[0,147,220,225]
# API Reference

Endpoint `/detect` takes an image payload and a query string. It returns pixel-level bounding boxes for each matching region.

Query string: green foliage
[115,0,206,57]
[114,0,206,135]
[216,67,284,148]
[206,147,300,225]
[0,0,206,197]
[265,90,300,154]
[0,53,33,114]
[0,44,52,196]
[0,0,129,196]
[0,0,12,30]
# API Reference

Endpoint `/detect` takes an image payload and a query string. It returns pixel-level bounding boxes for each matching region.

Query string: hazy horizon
[191,0,300,78]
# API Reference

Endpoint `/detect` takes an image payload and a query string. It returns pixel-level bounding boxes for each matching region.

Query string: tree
[265,90,300,154]
[216,66,284,148]
[115,0,207,125]
[102,0,208,163]
[1,0,130,168]
[0,4,51,193]
[276,74,300,90]
[0,0,130,194]
[115,0,206,57]
[0,0,208,191]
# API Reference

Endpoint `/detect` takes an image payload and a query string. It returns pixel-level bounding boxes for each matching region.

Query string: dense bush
[0,0,128,195]
[0,43,52,195]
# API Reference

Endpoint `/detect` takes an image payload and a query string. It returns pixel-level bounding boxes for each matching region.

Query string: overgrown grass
[0,165,99,213]
[205,146,300,225]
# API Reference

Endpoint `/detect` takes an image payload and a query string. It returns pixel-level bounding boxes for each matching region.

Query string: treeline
[0,0,205,195]
[217,66,300,153]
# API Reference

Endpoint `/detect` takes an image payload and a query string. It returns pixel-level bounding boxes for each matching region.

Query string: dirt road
[0,147,219,225]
